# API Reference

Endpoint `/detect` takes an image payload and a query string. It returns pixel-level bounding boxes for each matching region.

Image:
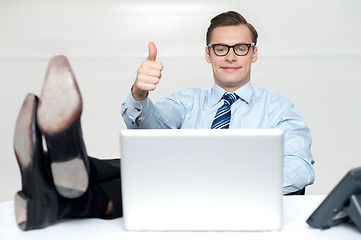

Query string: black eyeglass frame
[207,43,256,56]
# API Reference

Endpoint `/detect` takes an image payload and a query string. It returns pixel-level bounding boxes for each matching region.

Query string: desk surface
[0,195,360,240]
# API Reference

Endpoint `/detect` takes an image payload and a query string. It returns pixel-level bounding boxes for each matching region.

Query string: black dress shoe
[13,94,58,230]
[37,55,90,199]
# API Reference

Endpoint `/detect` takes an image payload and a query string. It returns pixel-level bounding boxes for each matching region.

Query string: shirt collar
[208,81,254,107]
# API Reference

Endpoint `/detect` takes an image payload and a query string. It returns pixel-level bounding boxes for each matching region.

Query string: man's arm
[121,91,184,129]
[121,42,182,129]
[275,105,315,194]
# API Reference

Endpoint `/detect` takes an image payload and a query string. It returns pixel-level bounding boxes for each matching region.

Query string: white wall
[1,0,361,201]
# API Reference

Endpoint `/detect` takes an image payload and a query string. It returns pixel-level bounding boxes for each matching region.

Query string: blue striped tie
[211,93,240,129]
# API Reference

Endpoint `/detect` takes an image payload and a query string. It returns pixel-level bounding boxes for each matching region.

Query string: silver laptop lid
[120,129,283,231]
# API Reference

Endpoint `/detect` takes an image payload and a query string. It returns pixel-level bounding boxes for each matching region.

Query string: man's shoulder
[251,87,297,121]
[157,87,207,111]
[176,87,205,94]
[170,87,207,98]
[253,87,292,104]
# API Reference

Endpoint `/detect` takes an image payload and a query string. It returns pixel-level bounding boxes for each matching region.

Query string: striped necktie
[211,93,240,129]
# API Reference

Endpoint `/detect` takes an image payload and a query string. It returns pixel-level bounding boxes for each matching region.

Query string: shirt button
[135,116,141,127]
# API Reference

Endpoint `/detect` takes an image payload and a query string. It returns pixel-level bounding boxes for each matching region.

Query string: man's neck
[215,80,250,93]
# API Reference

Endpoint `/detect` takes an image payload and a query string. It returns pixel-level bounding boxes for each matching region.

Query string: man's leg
[88,157,123,219]
[14,94,118,230]
[13,56,122,230]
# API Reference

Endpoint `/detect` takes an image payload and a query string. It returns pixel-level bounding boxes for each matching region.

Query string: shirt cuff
[122,92,150,127]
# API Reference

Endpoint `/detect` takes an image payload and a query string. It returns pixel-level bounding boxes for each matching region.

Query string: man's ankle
[104,200,114,216]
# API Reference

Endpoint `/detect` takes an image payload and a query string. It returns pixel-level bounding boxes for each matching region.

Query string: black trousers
[88,157,122,219]
[89,157,305,219]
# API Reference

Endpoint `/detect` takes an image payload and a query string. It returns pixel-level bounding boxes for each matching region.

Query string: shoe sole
[14,94,57,230]
[13,94,36,230]
[37,56,89,199]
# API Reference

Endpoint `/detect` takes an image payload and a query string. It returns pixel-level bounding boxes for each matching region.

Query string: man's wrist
[131,85,148,101]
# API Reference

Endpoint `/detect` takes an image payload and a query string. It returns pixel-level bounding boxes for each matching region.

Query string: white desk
[0,195,360,240]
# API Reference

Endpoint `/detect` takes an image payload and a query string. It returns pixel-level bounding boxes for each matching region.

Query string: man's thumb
[147,42,157,61]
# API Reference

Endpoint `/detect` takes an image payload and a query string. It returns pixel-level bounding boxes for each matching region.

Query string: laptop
[120,129,283,231]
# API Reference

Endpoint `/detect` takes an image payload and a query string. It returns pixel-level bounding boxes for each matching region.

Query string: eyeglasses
[207,43,256,56]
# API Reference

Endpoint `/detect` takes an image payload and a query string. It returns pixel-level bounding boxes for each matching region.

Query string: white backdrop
[1,0,361,201]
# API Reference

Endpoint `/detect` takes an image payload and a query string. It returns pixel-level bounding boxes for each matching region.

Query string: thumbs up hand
[132,42,164,101]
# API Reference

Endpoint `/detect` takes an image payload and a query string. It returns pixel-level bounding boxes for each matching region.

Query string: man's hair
[206,11,258,45]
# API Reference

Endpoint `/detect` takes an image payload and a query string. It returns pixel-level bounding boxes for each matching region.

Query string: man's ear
[251,46,258,63]
[205,47,211,63]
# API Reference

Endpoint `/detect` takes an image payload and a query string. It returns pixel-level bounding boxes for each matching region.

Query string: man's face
[205,24,258,92]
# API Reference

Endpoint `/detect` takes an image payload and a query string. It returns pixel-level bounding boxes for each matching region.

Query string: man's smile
[220,66,241,72]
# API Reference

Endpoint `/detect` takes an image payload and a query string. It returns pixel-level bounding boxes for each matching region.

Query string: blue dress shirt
[121,82,315,194]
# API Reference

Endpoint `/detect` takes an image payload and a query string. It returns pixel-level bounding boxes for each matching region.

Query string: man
[121,11,315,193]
[13,11,314,231]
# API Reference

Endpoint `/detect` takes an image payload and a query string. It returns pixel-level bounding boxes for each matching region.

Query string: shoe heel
[51,156,89,198]
[15,190,57,231]
[14,191,31,231]
[43,119,89,199]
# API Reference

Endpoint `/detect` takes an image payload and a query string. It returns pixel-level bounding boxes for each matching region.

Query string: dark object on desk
[286,188,305,195]
[306,167,361,233]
